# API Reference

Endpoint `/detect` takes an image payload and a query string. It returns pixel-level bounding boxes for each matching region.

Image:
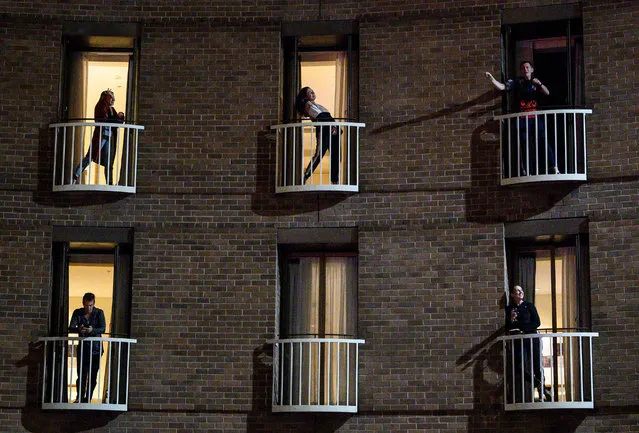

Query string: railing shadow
[15,341,118,433]
[466,116,577,224]
[251,128,351,217]
[247,342,352,433]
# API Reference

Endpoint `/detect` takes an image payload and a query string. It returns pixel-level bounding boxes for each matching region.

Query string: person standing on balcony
[295,87,340,184]
[505,285,548,402]
[72,89,125,185]
[486,61,560,175]
[69,292,106,403]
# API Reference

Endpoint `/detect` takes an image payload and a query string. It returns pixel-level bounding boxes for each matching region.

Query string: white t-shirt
[306,102,329,119]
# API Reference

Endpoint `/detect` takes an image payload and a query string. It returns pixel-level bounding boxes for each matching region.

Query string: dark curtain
[517,252,537,304]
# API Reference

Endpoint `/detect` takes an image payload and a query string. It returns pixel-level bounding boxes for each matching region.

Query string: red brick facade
[1,0,637,432]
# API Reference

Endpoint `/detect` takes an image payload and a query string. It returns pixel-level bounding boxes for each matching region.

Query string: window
[282,21,359,122]
[501,6,585,111]
[505,219,590,331]
[504,219,593,404]
[280,253,358,339]
[46,227,133,404]
[274,228,360,409]
[58,22,141,186]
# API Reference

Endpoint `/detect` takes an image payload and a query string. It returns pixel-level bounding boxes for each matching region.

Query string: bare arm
[485,71,506,91]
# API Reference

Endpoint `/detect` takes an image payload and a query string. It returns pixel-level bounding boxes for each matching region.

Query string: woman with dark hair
[295,87,340,184]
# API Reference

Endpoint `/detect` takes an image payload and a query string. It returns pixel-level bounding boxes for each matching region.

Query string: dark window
[501,11,585,112]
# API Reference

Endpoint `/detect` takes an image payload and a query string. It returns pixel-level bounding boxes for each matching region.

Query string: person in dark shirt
[505,285,548,401]
[69,292,107,403]
[486,61,560,176]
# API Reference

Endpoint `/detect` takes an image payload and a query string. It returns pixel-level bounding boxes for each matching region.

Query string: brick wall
[0,0,637,432]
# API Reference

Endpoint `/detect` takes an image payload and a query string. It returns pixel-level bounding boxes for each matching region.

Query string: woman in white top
[295,87,340,184]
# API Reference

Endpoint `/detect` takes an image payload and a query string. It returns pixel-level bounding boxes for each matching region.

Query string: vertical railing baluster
[41,340,48,404]
[589,336,594,403]
[125,341,132,406]
[572,112,578,175]
[63,127,70,185]
[288,342,293,406]
[336,342,341,406]
[327,342,332,406]
[347,125,351,185]
[280,129,285,187]
[50,341,57,403]
[317,341,321,405]
[579,335,584,402]
[297,341,302,406]
[346,342,351,406]
[356,126,360,187]
[60,341,67,403]
[549,334,555,402]
[582,113,588,176]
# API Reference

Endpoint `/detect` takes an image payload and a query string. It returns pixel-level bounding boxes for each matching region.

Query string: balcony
[39,336,137,411]
[271,121,365,193]
[50,121,144,193]
[500,331,598,410]
[269,337,365,413]
[496,109,592,186]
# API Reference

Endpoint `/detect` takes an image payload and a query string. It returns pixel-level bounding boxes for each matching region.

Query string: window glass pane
[281,254,357,338]
[68,254,113,403]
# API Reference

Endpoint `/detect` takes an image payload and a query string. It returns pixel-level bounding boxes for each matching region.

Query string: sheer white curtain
[283,255,357,405]
[286,257,320,336]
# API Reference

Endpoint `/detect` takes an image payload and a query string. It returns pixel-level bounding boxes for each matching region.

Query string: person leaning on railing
[505,285,549,401]
[485,61,560,176]
[72,89,125,185]
[68,292,106,403]
[295,87,340,184]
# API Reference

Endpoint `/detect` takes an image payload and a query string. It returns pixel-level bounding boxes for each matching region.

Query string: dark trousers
[512,334,543,402]
[518,117,556,174]
[74,136,115,185]
[76,345,101,402]
[305,112,340,184]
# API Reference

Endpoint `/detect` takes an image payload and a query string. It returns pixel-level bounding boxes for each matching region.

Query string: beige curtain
[333,52,348,120]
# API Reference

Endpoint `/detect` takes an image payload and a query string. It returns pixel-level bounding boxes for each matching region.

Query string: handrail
[494,108,592,186]
[271,121,365,193]
[269,337,365,413]
[499,331,598,410]
[49,121,144,193]
[39,336,137,411]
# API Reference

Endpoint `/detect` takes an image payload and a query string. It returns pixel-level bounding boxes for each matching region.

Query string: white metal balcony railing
[495,109,592,186]
[269,337,365,413]
[39,336,137,411]
[50,121,144,193]
[500,331,598,411]
[271,121,365,193]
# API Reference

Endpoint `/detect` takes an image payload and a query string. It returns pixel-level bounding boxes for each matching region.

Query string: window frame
[500,5,585,112]
[50,226,134,338]
[505,218,591,331]
[281,20,359,123]
[58,22,141,123]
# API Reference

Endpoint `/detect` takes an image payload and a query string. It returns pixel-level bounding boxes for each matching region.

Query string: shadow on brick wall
[251,129,351,217]
[466,113,579,224]
[16,341,119,433]
[247,343,352,433]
